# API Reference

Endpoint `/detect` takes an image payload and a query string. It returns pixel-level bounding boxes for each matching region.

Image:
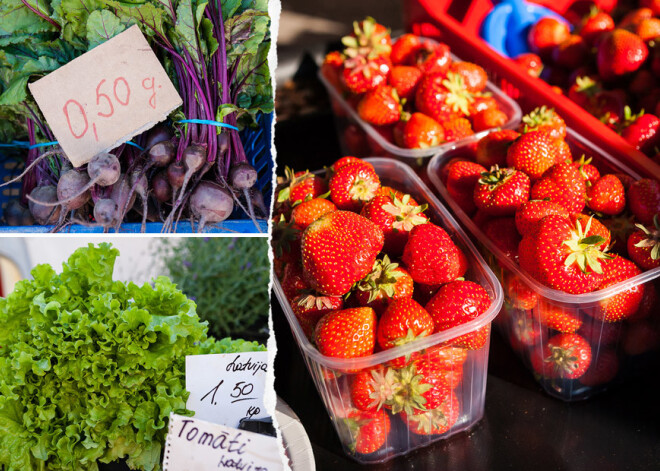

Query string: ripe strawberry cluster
[320,17,510,153]
[512,2,660,158]
[440,106,660,387]
[273,156,493,455]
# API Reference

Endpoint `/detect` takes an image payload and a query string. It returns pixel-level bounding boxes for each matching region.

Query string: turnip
[28,186,61,225]
[189,181,234,232]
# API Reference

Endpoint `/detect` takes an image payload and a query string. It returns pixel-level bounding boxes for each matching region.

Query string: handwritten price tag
[163,414,283,471]
[186,352,270,428]
[28,25,182,167]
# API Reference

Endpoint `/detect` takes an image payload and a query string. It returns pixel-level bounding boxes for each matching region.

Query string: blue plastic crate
[0,113,273,233]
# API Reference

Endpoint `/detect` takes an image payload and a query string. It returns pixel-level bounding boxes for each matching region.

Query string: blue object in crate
[481,0,569,58]
[0,112,273,233]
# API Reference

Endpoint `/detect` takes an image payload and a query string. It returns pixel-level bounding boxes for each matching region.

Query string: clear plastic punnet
[427,129,660,401]
[319,40,522,168]
[273,157,503,463]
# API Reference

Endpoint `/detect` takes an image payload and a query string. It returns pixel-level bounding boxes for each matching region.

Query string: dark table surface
[272,109,660,471]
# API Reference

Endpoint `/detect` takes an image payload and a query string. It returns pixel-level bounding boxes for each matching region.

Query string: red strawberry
[391,358,451,414]
[512,52,543,77]
[291,198,337,229]
[628,178,660,225]
[578,320,622,346]
[619,109,660,155]
[445,160,487,215]
[424,346,468,389]
[528,17,571,59]
[519,106,567,142]
[278,167,327,204]
[473,166,530,216]
[415,41,452,75]
[509,311,542,350]
[281,262,307,301]
[572,154,601,184]
[329,163,381,212]
[415,73,476,122]
[402,394,460,435]
[531,162,586,213]
[538,301,582,333]
[597,29,648,81]
[345,409,391,454]
[400,112,445,149]
[594,89,626,128]
[632,17,660,42]
[354,255,414,315]
[357,85,401,126]
[342,55,391,94]
[402,223,468,285]
[350,366,399,412]
[471,108,508,132]
[446,61,488,93]
[360,192,428,255]
[627,216,660,270]
[321,51,346,91]
[391,33,422,65]
[272,214,302,267]
[483,217,521,260]
[602,213,636,251]
[302,211,384,296]
[579,10,615,46]
[552,34,588,69]
[389,65,422,101]
[518,215,609,294]
[468,94,498,115]
[515,199,570,236]
[443,117,474,142]
[292,292,344,338]
[586,174,626,215]
[531,333,592,379]
[595,255,645,322]
[567,76,601,111]
[332,156,373,173]
[314,307,377,358]
[506,274,539,310]
[475,129,520,168]
[507,131,559,181]
[377,298,434,350]
[640,0,660,16]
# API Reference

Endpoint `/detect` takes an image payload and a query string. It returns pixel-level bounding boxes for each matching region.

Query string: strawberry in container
[272,156,503,462]
[427,106,660,401]
[318,17,521,165]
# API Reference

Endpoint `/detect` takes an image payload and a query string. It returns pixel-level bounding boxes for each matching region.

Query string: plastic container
[273,157,503,463]
[427,129,660,401]
[318,42,522,169]
[403,1,660,181]
[0,113,273,233]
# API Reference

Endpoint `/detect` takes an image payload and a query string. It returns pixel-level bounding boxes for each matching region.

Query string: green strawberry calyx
[574,76,600,97]
[441,73,475,116]
[389,365,432,415]
[364,367,401,411]
[406,401,451,433]
[522,105,558,132]
[633,214,660,260]
[296,291,339,311]
[342,16,391,59]
[272,214,300,258]
[544,344,579,377]
[356,255,404,303]
[563,216,613,274]
[382,192,428,232]
[478,165,515,190]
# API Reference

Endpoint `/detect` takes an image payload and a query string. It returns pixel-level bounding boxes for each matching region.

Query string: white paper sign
[163,414,283,471]
[186,352,269,427]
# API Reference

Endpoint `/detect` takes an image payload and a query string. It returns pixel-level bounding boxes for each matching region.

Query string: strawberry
[272,214,302,267]
[531,332,592,379]
[507,131,559,181]
[475,129,520,168]
[572,154,601,184]
[628,178,660,225]
[423,346,468,389]
[567,76,600,111]
[344,17,392,54]
[415,41,452,76]
[415,73,475,122]
[483,217,521,260]
[569,213,611,251]
[342,55,391,94]
[442,117,474,142]
[579,349,619,387]
[506,274,539,310]
[578,10,615,46]
[627,215,660,270]
[528,17,571,59]
[632,17,660,42]
[345,409,391,454]
[471,108,508,132]
[468,94,498,115]
[596,255,645,322]
[391,33,422,65]
[291,197,337,229]
[321,51,346,91]
[391,358,451,414]
[354,255,414,315]
[594,89,626,128]
[447,62,488,93]
[620,8,654,29]
[389,65,422,101]
[332,156,372,173]
[518,215,609,294]
[281,262,307,302]
[292,292,344,338]
[360,192,428,255]
[473,166,530,216]
[314,307,377,358]
[400,112,445,149]
[445,160,487,214]
[538,301,582,333]
[519,106,567,142]
[357,85,401,126]
[509,311,542,350]
[377,298,434,350]
[531,162,587,213]
[578,320,621,346]
[278,167,327,204]
[302,211,384,296]
[619,108,660,155]
[350,366,399,411]
[402,394,459,435]
[552,34,588,69]
[602,213,636,251]
[512,52,543,77]
[515,199,570,236]
[640,0,660,16]
[402,223,468,286]
[329,163,381,212]
[586,174,626,215]
[597,29,648,81]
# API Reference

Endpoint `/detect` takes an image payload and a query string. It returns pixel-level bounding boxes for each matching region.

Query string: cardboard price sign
[163,414,283,471]
[186,352,270,428]
[28,25,182,167]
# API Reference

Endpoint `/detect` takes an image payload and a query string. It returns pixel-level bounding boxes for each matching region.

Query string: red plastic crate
[403,0,660,181]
